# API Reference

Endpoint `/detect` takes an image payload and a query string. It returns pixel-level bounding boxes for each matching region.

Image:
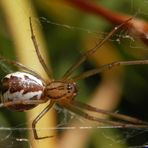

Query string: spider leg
[62,18,132,80]
[72,59,148,81]
[61,102,148,128]
[32,101,54,140]
[0,99,48,108]
[0,56,43,80]
[71,101,148,125]
[29,17,53,80]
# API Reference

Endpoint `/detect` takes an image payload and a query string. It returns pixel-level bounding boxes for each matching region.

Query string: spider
[0,17,148,140]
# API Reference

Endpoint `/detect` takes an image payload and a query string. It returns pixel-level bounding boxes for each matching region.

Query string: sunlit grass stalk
[1,0,56,147]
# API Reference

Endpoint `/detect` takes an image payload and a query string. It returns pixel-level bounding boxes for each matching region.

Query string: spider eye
[67,84,72,90]
[66,83,77,95]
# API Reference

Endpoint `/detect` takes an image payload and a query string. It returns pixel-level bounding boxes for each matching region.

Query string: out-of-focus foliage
[0,0,148,148]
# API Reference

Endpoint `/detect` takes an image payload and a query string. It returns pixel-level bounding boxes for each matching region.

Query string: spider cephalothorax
[46,81,77,101]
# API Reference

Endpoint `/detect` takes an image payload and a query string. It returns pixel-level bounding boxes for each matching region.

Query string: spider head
[46,81,77,101]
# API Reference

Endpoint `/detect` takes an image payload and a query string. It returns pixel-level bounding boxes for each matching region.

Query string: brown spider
[0,17,148,140]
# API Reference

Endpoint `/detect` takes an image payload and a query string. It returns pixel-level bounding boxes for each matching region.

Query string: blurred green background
[0,0,148,148]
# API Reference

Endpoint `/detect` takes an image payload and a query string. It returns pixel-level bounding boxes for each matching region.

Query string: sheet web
[1,1,148,147]
[0,105,148,148]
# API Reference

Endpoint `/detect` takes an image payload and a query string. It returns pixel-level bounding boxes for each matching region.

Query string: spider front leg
[32,101,54,140]
[72,59,148,81]
[62,102,148,128]
[62,18,132,80]
[71,100,148,125]
[29,17,53,80]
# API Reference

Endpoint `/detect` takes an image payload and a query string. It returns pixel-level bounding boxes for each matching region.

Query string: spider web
[1,0,148,148]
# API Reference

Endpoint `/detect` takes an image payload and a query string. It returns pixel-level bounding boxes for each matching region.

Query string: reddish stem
[64,0,129,25]
[64,0,148,45]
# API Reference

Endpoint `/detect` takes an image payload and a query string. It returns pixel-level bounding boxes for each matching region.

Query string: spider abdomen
[1,72,45,111]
